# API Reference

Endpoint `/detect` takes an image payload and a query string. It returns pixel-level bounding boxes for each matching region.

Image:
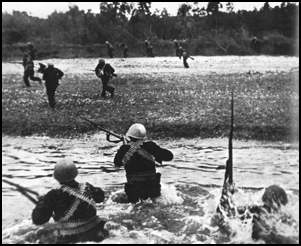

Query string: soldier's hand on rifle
[106,133,111,142]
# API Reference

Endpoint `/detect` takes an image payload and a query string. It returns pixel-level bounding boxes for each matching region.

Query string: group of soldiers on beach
[20,40,194,109]
[8,39,297,244]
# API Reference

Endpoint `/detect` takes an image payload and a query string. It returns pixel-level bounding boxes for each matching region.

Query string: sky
[2,2,290,18]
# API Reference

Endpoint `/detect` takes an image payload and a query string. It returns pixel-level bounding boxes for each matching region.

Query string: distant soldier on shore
[38,63,64,109]
[182,49,193,68]
[144,40,150,56]
[22,43,42,87]
[95,59,116,98]
[144,40,154,57]
[105,41,114,58]
[178,45,184,59]
[147,44,155,57]
[174,39,180,58]
[250,36,261,53]
[120,43,128,58]
[26,42,37,60]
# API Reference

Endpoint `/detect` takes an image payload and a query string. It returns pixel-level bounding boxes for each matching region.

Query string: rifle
[224,91,234,186]
[7,61,23,65]
[2,178,40,205]
[80,116,124,143]
[216,91,235,216]
[80,116,164,167]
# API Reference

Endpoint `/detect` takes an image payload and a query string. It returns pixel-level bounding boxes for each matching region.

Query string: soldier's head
[125,123,147,142]
[26,42,33,49]
[98,59,105,68]
[47,63,54,68]
[262,185,288,211]
[105,41,109,45]
[54,158,78,184]
[37,63,47,73]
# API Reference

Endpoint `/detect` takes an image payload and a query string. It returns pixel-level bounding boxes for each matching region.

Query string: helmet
[98,59,105,66]
[262,185,288,208]
[54,159,78,183]
[105,41,109,44]
[126,123,146,140]
[47,63,54,67]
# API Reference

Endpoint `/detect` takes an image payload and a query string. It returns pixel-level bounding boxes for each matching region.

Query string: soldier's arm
[56,69,64,79]
[86,183,105,203]
[95,64,102,77]
[145,141,174,163]
[22,56,27,67]
[31,190,55,225]
[114,145,129,167]
[108,64,115,74]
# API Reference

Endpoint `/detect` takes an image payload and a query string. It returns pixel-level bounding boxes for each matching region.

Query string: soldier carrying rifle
[22,42,42,87]
[95,59,116,98]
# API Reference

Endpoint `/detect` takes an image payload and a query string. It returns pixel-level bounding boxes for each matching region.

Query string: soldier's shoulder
[143,141,158,148]
[45,188,60,199]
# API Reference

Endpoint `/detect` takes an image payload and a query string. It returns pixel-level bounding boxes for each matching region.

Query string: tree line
[2,2,299,57]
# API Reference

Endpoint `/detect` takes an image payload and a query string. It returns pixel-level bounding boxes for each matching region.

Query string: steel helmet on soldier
[126,123,147,140]
[54,158,78,183]
[262,185,288,209]
[98,59,105,65]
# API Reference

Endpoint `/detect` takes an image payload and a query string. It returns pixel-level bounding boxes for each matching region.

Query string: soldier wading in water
[31,159,108,243]
[113,123,173,203]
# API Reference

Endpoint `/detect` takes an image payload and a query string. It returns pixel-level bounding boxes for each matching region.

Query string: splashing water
[2,135,299,243]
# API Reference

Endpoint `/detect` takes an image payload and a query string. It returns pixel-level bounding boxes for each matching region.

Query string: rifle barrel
[228,91,234,184]
[2,179,39,204]
[80,117,123,140]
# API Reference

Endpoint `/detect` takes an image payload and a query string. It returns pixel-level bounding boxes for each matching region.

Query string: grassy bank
[2,70,299,141]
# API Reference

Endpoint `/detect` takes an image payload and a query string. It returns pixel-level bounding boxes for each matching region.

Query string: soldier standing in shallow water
[113,123,173,203]
[105,41,114,58]
[95,59,116,98]
[31,159,108,243]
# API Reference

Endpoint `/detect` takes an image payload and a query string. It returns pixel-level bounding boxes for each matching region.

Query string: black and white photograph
[2,2,299,244]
